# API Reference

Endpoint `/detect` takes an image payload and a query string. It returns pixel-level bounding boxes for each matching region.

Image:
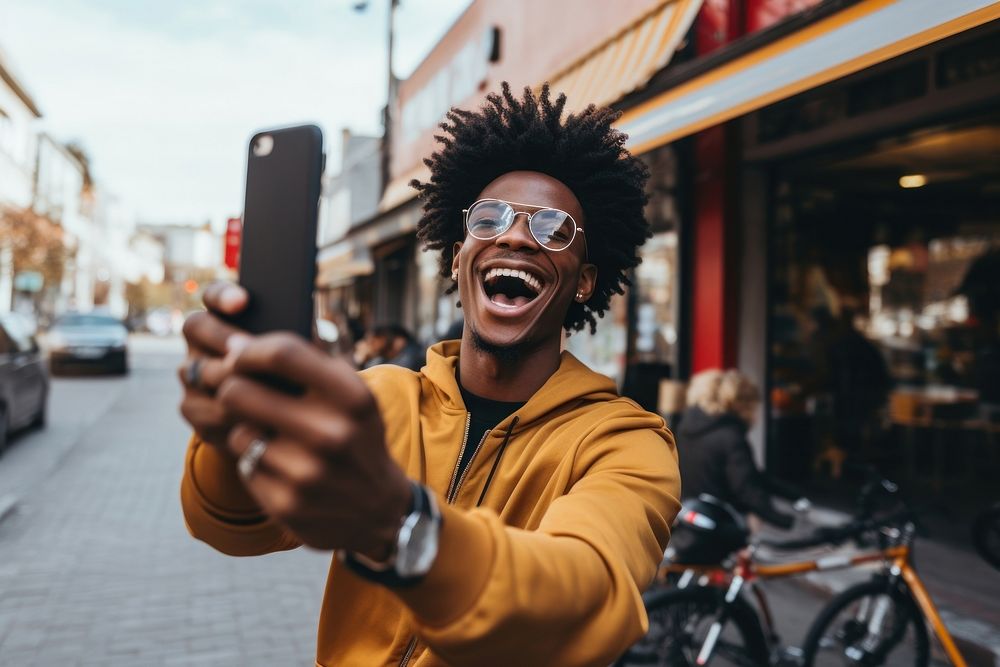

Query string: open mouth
[481,267,544,309]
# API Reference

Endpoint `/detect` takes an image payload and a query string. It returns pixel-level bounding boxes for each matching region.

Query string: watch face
[397,512,440,577]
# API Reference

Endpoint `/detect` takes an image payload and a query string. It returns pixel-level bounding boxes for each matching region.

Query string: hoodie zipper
[398,414,517,667]
[398,637,417,667]
[445,413,474,504]
[398,413,474,667]
[448,429,490,503]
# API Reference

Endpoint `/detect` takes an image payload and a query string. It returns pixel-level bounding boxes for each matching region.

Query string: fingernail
[220,286,244,309]
[226,334,250,354]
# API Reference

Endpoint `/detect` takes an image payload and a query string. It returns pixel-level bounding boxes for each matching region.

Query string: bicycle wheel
[972,503,1000,571]
[801,578,930,667]
[618,586,770,667]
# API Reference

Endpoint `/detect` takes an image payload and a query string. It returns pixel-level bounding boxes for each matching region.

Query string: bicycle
[618,477,969,666]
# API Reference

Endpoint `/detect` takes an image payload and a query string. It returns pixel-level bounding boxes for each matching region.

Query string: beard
[469,324,528,365]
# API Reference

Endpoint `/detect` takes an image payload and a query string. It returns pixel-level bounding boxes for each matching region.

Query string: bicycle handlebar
[758,508,917,551]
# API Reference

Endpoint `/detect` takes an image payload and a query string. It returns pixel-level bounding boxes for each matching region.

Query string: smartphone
[234,124,324,340]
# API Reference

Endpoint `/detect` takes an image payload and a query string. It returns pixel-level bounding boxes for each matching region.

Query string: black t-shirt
[456,380,525,485]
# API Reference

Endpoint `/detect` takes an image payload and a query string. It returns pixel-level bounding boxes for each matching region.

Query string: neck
[457,334,561,402]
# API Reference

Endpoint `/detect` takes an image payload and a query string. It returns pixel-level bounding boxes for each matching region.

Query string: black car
[0,315,48,452]
[47,313,129,375]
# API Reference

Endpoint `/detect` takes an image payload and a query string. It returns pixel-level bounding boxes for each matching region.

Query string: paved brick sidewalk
[0,352,332,666]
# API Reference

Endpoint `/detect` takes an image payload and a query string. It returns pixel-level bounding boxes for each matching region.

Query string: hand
[217,332,412,556]
[177,282,249,451]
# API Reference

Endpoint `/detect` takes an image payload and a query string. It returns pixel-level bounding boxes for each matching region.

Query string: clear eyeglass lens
[530,209,575,250]
[467,201,514,240]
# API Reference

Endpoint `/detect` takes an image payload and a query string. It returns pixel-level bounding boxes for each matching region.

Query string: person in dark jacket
[356,324,425,372]
[677,369,796,529]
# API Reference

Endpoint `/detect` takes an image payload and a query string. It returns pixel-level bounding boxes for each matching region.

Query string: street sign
[224,216,242,270]
[14,271,43,293]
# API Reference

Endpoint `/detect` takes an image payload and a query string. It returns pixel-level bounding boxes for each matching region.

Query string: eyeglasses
[463,198,586,254]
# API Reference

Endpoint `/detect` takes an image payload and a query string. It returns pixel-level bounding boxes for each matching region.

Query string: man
[178,84,680,666]
[356,323,425,371]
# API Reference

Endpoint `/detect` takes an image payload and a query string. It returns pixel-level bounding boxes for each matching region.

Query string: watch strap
[343,481,438,588]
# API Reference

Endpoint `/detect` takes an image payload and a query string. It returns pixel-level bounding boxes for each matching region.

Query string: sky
[0,0,471,228]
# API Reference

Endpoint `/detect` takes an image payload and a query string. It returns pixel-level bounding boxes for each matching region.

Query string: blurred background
[1,0,999,664]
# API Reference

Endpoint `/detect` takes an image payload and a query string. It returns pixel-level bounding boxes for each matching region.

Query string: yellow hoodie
[181,340,681,666]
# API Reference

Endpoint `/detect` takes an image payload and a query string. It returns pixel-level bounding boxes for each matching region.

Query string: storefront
[741,23,1000,500]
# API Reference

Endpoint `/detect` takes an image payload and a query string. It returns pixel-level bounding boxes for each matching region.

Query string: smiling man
[178,83,680,667]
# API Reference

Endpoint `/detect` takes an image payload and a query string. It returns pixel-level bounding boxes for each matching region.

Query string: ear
[451,241,463,278]
[575,264,597,303]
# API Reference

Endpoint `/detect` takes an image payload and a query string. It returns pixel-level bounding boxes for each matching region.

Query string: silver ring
[185,357,204,389]
[238,438,269,480]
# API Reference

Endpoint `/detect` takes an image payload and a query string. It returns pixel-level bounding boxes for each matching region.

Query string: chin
[469,324,532,362]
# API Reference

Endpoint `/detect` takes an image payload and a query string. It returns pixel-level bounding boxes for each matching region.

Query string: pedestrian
[380,324,424,371]
[177,83,680,666]
[677,369,798,529]
[357,323,425,371]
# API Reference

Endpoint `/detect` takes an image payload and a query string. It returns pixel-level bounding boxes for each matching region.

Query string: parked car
[0,315,48,453]
[47,313,129,375]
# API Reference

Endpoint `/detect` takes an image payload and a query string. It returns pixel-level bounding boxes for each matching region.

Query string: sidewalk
[0,341,332,666]
[759,505,1000,665]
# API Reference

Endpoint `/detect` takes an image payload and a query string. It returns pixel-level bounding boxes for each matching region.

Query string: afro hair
[411,82,651,334]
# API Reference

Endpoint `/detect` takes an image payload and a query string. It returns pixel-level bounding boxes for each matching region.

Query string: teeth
[483,267,542,292]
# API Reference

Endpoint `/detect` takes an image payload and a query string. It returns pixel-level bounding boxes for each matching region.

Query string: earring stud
[576,291,584,301]
[452,270,458,281]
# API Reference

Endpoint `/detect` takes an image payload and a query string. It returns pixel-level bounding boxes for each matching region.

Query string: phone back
[236,124,324,339]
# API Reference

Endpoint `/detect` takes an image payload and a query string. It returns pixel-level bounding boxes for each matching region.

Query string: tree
[0,205,72,295]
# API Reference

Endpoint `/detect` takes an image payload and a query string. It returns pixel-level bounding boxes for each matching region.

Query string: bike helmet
[665,494,749,565]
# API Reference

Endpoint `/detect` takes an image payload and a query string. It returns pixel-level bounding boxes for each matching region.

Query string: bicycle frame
[659,541,968,666]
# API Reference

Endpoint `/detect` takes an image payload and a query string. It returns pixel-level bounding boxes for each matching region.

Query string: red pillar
[691,127,735,372]
[689,0,742,373]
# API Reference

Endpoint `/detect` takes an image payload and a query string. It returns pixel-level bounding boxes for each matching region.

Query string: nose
[494,211,539,252]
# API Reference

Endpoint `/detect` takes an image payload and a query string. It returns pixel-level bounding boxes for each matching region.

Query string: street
[0,337,996,666]
[0,336,330,666]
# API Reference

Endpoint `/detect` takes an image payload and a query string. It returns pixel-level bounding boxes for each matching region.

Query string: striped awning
[548,0,704,111]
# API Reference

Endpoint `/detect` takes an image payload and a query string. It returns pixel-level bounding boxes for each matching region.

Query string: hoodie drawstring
[477,416,519,507]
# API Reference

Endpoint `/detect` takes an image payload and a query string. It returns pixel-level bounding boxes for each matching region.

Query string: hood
[677,406,747,438]
[423,340,620,432]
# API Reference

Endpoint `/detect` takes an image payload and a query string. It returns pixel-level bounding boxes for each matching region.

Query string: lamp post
[353,0,399,195]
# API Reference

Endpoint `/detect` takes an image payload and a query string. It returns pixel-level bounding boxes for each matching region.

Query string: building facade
[316,130,381,329]
[320,0,1000,504]
[0,48,42,313]
[611,0,1000,506]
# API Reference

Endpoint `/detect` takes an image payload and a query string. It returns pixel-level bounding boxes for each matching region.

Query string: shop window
[565,143,684,395]
[846,61,927,117]
[937,32,1000,88]
[757,89,842,144]
[765,116,1000,508]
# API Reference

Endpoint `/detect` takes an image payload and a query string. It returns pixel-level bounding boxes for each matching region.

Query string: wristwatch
[344,480,442,587]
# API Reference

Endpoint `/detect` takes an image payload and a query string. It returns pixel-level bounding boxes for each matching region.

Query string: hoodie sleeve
[180,434,302,556]
[394,418,681,667]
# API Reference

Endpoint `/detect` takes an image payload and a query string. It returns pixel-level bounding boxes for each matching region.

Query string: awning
[378,0,703,213]
[316,201,423,288]
[618,0,1000,155]
[316,238,373,288]
[548,0,704,111]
